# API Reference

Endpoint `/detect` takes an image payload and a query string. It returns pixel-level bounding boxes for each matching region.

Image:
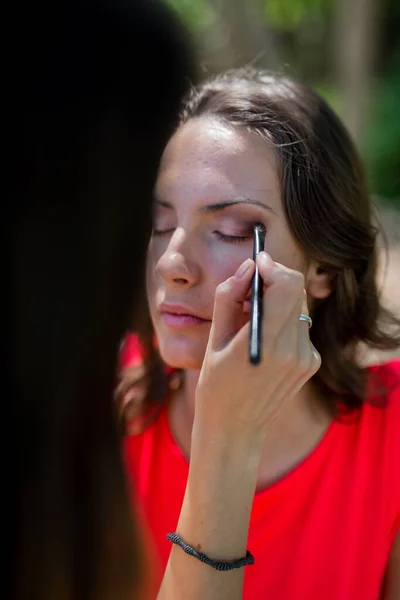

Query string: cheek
[146,237,253,305]
[265,229,307,274]
[204,245,251,289]
[145,242,159,305]
[145,262,153,300]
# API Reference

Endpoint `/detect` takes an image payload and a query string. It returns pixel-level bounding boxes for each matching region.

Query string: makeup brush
[249,223,266,365]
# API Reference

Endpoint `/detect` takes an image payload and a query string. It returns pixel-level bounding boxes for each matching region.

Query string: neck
[169,369,332,488]
[169,369,200,443]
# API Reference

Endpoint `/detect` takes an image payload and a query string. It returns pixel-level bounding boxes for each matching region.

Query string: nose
[156,229,201,288]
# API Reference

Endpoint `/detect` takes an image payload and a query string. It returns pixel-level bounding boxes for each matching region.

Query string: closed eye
[214,231,252,244]
[152,228,175,236]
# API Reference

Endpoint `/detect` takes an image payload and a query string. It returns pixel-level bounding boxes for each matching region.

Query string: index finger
[256,252,305,337]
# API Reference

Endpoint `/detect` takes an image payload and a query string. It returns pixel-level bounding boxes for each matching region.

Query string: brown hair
[118,68,400,422]
[8,0,194,599]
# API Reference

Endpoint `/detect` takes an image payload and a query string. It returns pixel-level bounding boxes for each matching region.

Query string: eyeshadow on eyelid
[218,216,265,230]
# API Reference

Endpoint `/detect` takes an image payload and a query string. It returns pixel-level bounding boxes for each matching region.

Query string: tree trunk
[332,0,383,146]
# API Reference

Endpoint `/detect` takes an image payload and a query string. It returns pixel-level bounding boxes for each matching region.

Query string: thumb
[209,259,255,351]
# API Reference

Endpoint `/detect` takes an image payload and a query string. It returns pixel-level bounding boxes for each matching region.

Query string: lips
[159,303,211,329]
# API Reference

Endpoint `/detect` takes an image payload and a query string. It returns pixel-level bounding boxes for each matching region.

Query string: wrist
[189,422,262,496]
[191,415,265,469]
[180,437,259,561]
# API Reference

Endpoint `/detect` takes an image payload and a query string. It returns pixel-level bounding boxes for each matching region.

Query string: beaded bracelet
[166,532,255,571]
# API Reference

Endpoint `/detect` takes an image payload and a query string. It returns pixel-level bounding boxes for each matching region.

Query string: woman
[120,69,400,600]
[7,0,193,598]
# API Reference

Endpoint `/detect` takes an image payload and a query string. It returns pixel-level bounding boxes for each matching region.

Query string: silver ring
[299,314,312,328]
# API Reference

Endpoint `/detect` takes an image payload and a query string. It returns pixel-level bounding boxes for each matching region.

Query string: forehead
[155,117,281,210]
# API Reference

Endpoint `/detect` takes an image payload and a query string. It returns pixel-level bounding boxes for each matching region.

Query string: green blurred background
[166,0,400,209]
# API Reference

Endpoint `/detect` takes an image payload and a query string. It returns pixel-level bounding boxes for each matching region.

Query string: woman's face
[146,117,310,370]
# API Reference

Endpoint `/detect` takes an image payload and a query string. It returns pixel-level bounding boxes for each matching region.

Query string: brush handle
[249,226,265,365]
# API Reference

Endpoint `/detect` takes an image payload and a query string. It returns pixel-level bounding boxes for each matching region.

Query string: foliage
[317,69,400,206]
[364,54,400,205]
[261,0,328,30]
[164,0,399,205]
[165,0,215,31]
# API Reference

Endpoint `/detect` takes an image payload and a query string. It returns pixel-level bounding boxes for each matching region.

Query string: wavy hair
[118,69,400,424]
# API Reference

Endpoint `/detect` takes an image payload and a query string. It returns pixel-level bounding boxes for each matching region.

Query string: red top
[123,342,400,599]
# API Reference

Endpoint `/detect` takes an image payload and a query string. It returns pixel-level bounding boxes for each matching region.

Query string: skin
[145,116,399,599]
[147,116,331,486]
[148,117,316,370]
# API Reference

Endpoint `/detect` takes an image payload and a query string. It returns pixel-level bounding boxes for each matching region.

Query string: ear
[306,262,334,301]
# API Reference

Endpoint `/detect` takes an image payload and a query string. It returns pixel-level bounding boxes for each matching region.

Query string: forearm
[157,428,261,600]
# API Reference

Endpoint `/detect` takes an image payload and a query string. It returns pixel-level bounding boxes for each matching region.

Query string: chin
[157,334,206,370]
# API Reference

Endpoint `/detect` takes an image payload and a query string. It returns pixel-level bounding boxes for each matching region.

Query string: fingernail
[257,252,272,267]
[235,259,253,280]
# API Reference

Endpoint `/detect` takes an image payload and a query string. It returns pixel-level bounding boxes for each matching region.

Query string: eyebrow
[154,197,276,214]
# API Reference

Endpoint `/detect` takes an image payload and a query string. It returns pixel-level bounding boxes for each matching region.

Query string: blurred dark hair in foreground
[5,1,194,598]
